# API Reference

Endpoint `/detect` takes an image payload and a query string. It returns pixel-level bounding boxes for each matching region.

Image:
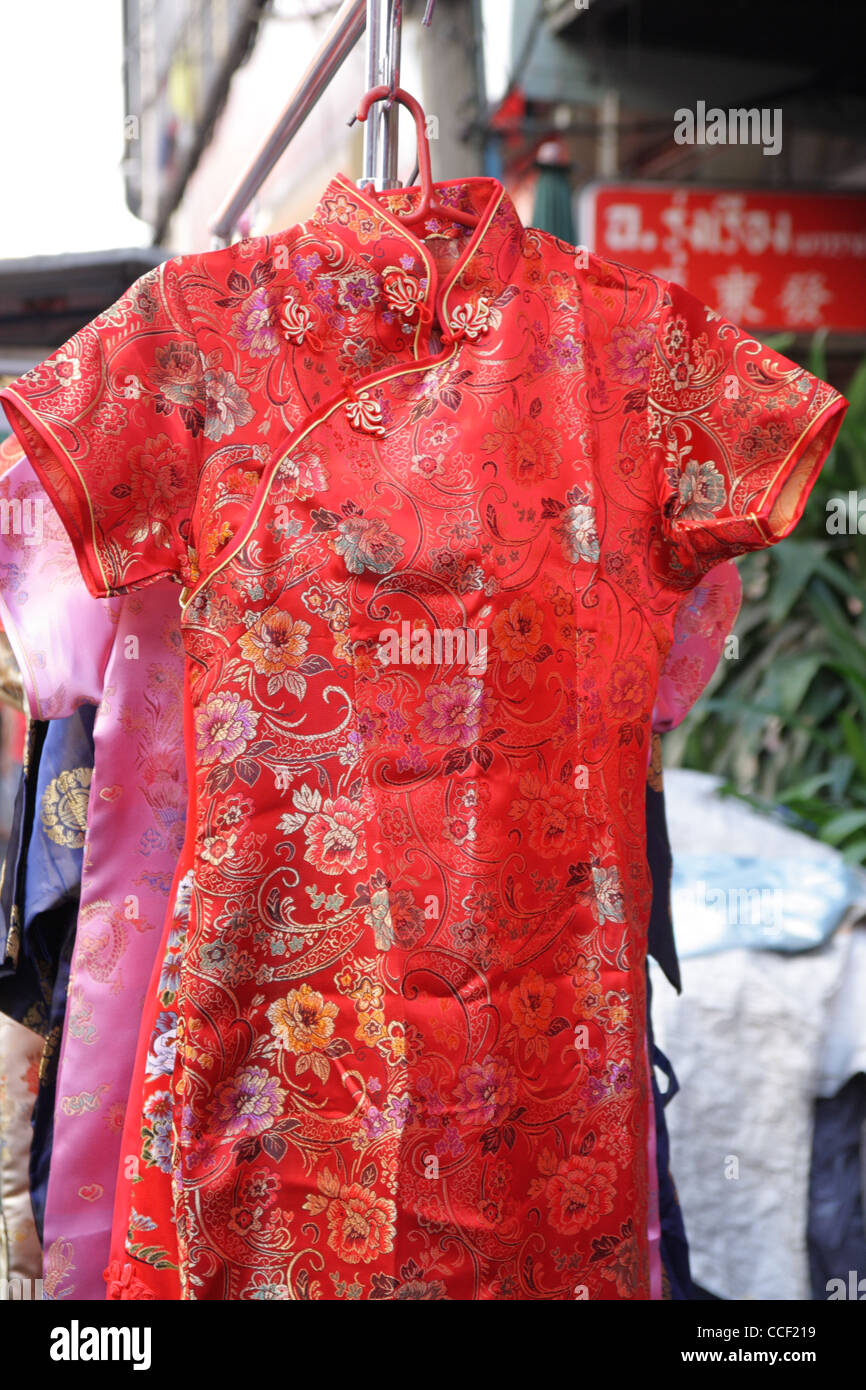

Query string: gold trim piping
[331,172,438,361]
[179,345,458,612]
[1,384,112,594]
[182,179,509,613]
[756,392,844,513]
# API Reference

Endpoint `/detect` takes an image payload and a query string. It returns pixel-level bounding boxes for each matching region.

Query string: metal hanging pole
[211,0,366,244]
[361,0,403,190]
[211,0,415,242]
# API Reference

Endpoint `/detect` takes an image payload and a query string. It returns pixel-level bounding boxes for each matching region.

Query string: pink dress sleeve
[0,452,118,716]
[653,560,742,732]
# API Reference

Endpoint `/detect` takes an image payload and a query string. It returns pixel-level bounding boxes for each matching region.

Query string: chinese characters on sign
[579,185,866,333]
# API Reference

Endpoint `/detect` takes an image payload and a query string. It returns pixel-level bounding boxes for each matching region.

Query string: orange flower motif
[607,656,650,720]
[353,977,384,1014]
[239,610,310,677]
[571,954,602,1018]
[267,983,338,1055]
[355,1010,386,1046]
[482,407,562,483]
[509,969,557,1039]
[525,785,583,859]
[492,596,545,670]
[546,1153,618,1233]
[126,434,189,549]
[607,993,631,1029]
[326,1183,397,1264]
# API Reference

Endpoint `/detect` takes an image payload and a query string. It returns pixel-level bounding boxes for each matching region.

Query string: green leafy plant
[665,334,866,865]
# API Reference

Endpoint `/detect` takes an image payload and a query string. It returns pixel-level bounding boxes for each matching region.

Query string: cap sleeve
[0,257,201,598]
[647,279,847,585]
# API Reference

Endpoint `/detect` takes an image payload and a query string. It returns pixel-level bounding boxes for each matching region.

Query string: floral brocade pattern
[0,173,845,1300]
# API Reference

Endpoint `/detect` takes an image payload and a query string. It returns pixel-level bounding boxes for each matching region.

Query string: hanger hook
[354,84,433,199]
[350,84,479,229]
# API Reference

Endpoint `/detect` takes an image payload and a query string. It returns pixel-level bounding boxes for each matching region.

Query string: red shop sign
[579,184,866,333]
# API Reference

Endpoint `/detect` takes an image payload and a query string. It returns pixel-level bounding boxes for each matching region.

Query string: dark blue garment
[0,707,95,1239]
[647,966,694,1298]
[646,778,681,993]
[808,1073,866,1299]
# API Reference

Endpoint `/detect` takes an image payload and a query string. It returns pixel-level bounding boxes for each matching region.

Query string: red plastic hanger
[353,84,479,230]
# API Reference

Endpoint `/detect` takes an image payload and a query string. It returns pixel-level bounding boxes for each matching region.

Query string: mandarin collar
[310,172,524,330]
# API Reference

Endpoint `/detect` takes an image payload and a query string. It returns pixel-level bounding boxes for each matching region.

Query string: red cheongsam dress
[1,174,846,1300]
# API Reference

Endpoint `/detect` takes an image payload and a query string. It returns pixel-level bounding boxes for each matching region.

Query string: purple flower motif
[609,1062,632,1093]
[434,1124,466,1159]
[179,1102,199,1147]
[290,251,322,283]
[608,322,654,385]
[311,278,337,314]
[183,1137,219,1177]
[552,334,583,368]
[418,676,491,749]
[582,1076,607,1104]
[453,1054,519,1127]
[385,708,408,736]
[396,744,427,775]
[360,1106,390,1141]
[232,289,281,358]
[211,1065,286,1139]
[195,691,259,764]
[416,1075,447,1119]
[356,710,378,742]
[386,1092,416,1128]
[339,272,377,311]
